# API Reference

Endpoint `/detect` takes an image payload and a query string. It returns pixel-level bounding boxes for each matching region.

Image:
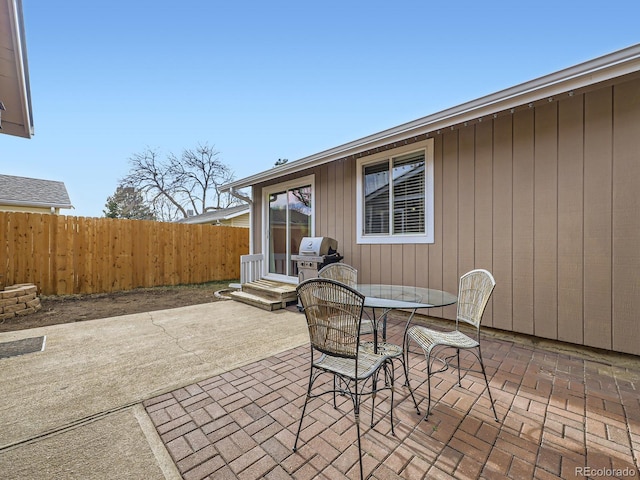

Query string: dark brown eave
[0,0,33,138]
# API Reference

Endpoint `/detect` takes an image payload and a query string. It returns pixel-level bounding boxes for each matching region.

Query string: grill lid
[297,236,338,256]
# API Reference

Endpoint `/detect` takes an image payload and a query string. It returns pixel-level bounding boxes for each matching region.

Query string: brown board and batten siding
[254,73,640,355]
[557,94,584,347]
[612,79,640,354]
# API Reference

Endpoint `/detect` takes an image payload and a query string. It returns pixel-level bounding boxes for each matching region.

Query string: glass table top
[355,284,457,309]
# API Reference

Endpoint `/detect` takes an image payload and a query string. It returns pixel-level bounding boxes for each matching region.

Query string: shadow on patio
[144,312,640,479]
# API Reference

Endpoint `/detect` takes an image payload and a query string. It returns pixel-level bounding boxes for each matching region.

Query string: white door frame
[261,174,315,283]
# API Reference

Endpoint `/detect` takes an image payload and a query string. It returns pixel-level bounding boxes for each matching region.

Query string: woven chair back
[297,278,365,358]
[317,263,358,287]
[456,269,496,330]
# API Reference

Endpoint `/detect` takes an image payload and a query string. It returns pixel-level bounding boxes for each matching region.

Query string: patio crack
[147,311,207,364]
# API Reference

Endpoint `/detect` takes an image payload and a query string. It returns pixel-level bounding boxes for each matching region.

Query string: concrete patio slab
[0,405,177,480]
[0,300,308,479]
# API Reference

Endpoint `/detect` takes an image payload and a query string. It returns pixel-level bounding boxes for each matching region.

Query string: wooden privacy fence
[0,212,249,295]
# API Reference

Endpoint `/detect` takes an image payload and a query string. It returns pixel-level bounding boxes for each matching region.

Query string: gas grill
[291,236,343,283]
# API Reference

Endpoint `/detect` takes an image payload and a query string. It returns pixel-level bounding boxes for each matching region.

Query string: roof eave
[221,43,640,192]
[1,0,34,139]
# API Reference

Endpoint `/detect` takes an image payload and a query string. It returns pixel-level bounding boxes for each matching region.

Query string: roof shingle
[0,174,73,209]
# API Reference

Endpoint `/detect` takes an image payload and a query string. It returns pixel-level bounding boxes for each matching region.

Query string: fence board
[5,213,17,286]
[0,213,6,288]
[1,213,249,295]
[40,214,53,294]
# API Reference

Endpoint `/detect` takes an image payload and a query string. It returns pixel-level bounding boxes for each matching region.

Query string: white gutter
[221,43,640,192]
[222,208,250,220]
[0,199,73,209]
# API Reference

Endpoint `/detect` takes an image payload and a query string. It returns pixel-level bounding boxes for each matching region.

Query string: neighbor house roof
[221,43,640,193]
[0,0,33,138]
[0,174,73,209]
[176,204,249,224]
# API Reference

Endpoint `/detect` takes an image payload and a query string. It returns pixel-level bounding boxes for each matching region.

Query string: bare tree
[122,143,238,221]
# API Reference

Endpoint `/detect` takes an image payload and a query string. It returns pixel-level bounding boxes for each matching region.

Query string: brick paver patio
[144,313,640,479]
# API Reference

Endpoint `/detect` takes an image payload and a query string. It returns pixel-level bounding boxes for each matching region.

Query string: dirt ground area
[0,281,235,333]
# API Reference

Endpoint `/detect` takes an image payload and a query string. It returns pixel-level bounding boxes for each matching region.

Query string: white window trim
[262,174,315,282]
[356,138,434,244]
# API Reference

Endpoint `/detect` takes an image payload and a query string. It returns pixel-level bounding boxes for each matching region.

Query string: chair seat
[314,350,389,380]
[360,341,403,358]
[408,325,479,353]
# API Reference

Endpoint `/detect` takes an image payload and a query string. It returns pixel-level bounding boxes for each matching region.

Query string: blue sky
[2,1,639,218]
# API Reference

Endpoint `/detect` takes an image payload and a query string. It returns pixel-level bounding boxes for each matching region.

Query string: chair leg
[371,359,397,433]
[399,354,420,415]
[293,367,315,452]
[457,349,462,386]
[402,331,410,386]
[333,376,337,408]
[387,360,395,435]
[369,360,393,429]
[403,335,421,416]
[425,351,434,419]
[355,414,364,480]
[477,348,499,422]
[370,382,377,428]
[351,386,364,480]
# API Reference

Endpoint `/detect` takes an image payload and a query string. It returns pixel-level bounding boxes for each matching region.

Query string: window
[356,139,434,244]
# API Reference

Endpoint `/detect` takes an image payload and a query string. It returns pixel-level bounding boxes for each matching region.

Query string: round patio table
[356,284,457,345]
[355,284,457,399]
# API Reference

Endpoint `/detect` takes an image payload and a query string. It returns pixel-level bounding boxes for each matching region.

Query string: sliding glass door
[265,176,313,279]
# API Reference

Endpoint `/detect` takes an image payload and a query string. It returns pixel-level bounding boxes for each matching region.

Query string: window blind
[363,162,389,234]
[392,152,425,234]
[362,151,426,236]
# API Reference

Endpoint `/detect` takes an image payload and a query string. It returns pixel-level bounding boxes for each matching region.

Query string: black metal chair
[294,278,395,480]
[317,264,421,416]
[406,269,499,421]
